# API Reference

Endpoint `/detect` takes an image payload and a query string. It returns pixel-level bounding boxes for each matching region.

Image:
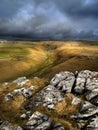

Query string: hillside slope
[0,40,98,82]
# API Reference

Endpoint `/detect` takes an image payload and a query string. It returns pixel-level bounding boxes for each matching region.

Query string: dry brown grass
[54,93,81,116]
[0,77,47,125]
[40,41,98,79]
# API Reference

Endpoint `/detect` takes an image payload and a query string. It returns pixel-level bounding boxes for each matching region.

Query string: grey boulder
[74,70,98,94]
[24,111,52,130]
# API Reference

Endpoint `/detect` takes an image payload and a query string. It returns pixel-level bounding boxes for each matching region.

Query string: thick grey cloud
[55,0,98,18]
[0,0,98,40]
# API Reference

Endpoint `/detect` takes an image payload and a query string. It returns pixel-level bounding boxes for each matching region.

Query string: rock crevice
[1,70,98,130]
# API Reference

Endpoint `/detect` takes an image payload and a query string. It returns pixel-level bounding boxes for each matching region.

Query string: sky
[0,0,98,40]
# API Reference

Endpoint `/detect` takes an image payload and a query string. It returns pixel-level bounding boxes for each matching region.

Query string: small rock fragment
[13,77,29,86]
[71,96,81,105]
[20,111,32,119]
[5,93,14,101]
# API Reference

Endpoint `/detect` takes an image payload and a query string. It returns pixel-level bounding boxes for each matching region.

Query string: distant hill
[0,40,98,82]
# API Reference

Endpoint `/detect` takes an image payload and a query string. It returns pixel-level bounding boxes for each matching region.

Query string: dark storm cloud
[0,0,98,40]
[55,0,98,18]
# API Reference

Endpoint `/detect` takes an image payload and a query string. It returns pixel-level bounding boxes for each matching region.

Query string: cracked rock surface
[24,111,65,130]
[1,70,98,130]
[25,85,64,110]
[50,71,75,93]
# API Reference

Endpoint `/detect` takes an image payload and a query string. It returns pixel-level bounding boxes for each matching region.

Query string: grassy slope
[0,40,98,130]
[32,41,98,80]
[0,40,98,82]
[0,41,49,82]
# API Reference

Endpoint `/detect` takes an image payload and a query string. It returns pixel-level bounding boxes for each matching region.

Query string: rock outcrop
[13,86,35,99]
[13,77,29,86]
[50,71,75,93]
[49,70,98,130]
[24,111,65,130]
[0,121,23,130]
[74,70,98,94]
[2,70,98,130]
[24,111,52,130]
[25,85,64,110]
[4,86,35,100]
